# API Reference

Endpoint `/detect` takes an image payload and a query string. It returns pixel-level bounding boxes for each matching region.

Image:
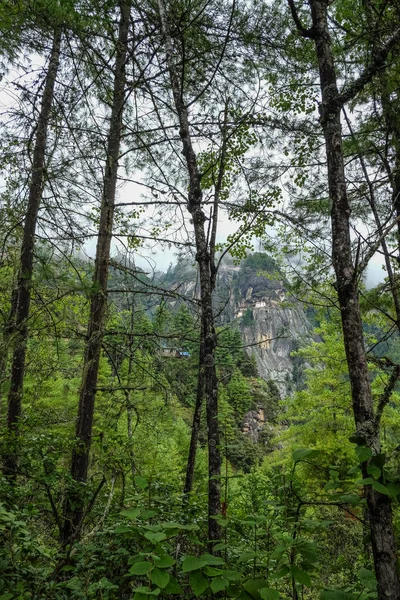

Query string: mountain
[162,252,313,396]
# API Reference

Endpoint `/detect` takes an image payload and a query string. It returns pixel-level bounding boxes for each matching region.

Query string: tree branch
[339,27,400,105]
[376,364,400,426]
[287,0,315,38]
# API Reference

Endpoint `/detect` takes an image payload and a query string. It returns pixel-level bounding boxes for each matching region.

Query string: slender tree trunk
[157,0,221,547]
[62,0,130,544]
[3,28,62,478]
[126,301,136,480]
[306,1,400,597]
[0,281,18,422]
[183,332,205,495]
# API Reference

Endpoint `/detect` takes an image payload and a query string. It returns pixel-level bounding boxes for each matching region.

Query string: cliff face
[215,254,313,395]
[163,253,313,396]
[237,298,312,396]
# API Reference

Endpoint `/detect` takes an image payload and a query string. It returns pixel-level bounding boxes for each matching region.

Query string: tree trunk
[183,332,205,496]
[126,301,136,481]
[62,0,130,544]
[3,28,62,478]
[0,281,18,423]
[157,0,221,547]
[307,1,400,597]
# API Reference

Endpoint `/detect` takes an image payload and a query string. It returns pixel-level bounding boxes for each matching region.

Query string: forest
[1,0,400,598]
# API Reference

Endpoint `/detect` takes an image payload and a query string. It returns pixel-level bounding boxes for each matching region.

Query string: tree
[62,0,131,544]
[3,25,63,478]
[156,0,223,546]
[287,1,400,596]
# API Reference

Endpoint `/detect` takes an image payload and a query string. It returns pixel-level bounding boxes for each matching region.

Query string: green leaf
[325,481,339,491]
[175,523,200,530]
[134,476,149,490]
[355,478,374,485]
[212,542,227,551]
[270,565,289,580]
[115,525,133,534]
[132,586,160,597]
[129,553,148,565]
[189,570,209,597]
[227,583,242,598]
[141,510,158,520]
[338,494,360,505]
[153,554,175,568]
[347,466,361,476]
[241,517,257,526]
[204,566,223,576]
[372,482,391,496]
[214,516,229,527]
[163,576,183,595]
[243,579,270,600]
[297,541,318,563]
[292,448,319,462]
[129,562,153,576]
[182,556,208,572]
[143,524,162,532]
[260,588,280,600]
[290,565,311,587]
[358,568,377,592]
[121,508,140,519]
[144,531,167,544]
[386,482,400,498]
[238,550,257,562]
[210,577,230,593]
[150,568,170,589]
[271,545,286,560]
[366,464,381,479]
[199,553,225,566]
[355,446,372,462]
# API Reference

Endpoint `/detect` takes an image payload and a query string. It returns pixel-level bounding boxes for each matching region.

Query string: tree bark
[157,0,221,547]
[126,299,136,481]
[3,28,62,478]
[183,332,205,496]
[0,281,18,423]
[62,0,130,544]
[306,1,400,597]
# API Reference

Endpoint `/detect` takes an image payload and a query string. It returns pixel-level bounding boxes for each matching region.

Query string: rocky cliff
[237,300,312,396]
[162,252,313,396]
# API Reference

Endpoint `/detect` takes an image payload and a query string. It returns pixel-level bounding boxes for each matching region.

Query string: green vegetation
[1,249,399,598]
[1,0,400,596]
